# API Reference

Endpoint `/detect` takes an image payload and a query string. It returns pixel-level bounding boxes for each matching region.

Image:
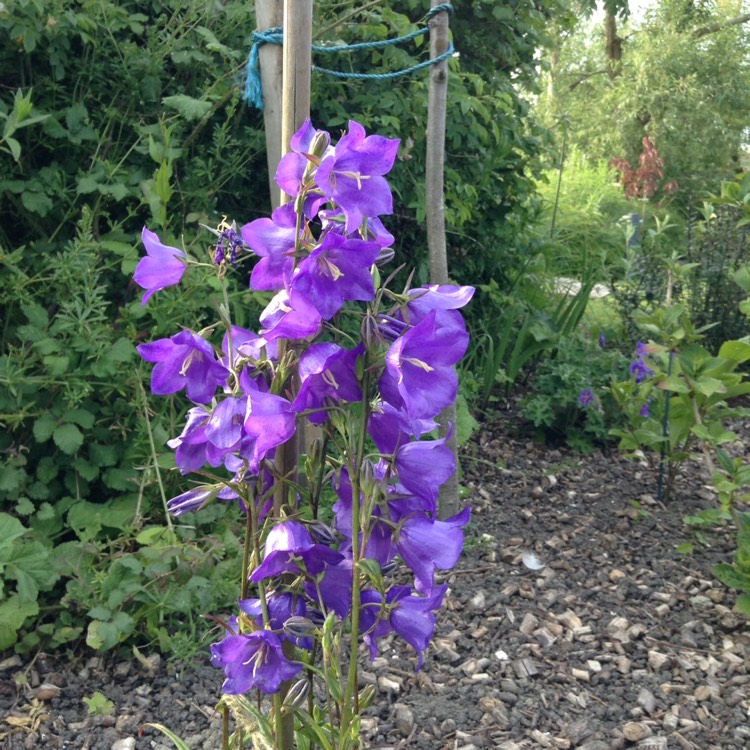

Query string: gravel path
[2,412,749,750]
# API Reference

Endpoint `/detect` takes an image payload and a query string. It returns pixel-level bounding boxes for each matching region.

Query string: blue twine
[244,3,454,109]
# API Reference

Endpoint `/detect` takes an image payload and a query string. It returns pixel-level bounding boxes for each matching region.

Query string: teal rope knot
[244,3,455,110]
[245,26,283,109]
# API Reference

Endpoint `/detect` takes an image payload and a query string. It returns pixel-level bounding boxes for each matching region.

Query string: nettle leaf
[63,408,96,429]
[36,456,58,483]
[53,423,84,455]
[73,458,99,482]
[7,541,57,601]
[33,414,57,443]
[21,188,54,216]
[0,597,38,651]
[0,465,27,494]
[0,512,27,553]
[15,497,34,515]
[162,94,213,121]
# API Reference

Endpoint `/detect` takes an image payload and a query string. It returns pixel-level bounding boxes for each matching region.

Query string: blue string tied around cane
[244,3,454,110]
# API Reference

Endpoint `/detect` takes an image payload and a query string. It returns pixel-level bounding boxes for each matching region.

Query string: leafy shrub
[519,327,629,450]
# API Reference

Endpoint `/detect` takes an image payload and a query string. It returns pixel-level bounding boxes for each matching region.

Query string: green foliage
[536,149,637,278]
[537,3,750,204]
[519,328,629,450]
[713,511,750,617]
[311,0,562,294]
[610,303,750,502]
[83,691,115,717]
[469,261,599,408]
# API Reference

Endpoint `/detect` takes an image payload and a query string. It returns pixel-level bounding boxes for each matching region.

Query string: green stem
[138,379,173,533]
[339,376,372,749]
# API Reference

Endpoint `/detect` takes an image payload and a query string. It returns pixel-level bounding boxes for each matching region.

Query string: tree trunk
[604,11,623,79]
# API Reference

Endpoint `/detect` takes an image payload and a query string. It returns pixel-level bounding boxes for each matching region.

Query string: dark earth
[3,407,749,750]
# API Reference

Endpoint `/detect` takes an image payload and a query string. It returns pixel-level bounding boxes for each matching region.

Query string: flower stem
[340,373,371,749]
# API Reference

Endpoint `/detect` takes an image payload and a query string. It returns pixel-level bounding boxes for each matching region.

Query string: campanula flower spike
[134,119,473,749]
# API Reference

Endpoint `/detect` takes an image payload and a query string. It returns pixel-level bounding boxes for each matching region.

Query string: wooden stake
[255,0,284,209]
[425,1,458,519]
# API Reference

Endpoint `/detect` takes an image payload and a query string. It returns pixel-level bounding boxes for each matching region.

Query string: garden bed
[2,408,749,750]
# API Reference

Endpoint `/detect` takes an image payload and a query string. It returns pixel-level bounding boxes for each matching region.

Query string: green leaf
[63,408,95,429]
[657,375,690,393]
[7,541,57,601]
[718,340,750,364]
[15,497,34,515]
[82,691,115,716]
[53,423,84,454]
[736,593,750,616]
[162,95,212,121]
[0,597,38,650]
[141,723,193,750]
[0,512,27,553]
[21,302,49,328]
[0,465,26,493]
[714,563,750,593]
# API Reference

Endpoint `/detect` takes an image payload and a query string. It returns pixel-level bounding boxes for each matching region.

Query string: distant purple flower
[211,629,301,694]
[138,331,228,404]
[578,389,595,407]
[599,331,606,347]
[635,341,650,358]
[630,358,654,384]
[134,227,186,305]
[315,121,400,233]
[639,399,652,418]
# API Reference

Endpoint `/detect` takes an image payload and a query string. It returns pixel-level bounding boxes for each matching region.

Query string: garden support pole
[275,4,312,745]
[255,0,284,209]
[425,1,458,519]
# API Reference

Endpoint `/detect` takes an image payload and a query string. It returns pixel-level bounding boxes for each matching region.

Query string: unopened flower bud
[361,313,380,351]
[284,678,310,708]
[376,314,407,342]
[308,608,326,627]
[375,245,395,267]
[308,520,336,546]
[309,130,331,159]
[359,460,377,494]
[358,685,376,710]
[381,559,399,576]
[283,615,317,640]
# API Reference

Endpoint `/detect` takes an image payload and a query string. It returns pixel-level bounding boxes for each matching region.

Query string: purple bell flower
[379,311,466,420]
[250,521,343,583]
[291,231,380,319]
[315,120,400,233]
[133,227,186,305]
[292,343,364,424]
[210,629,301,694]
[360,584,448,668]
[137,331,229,404]
[241,203,299,292]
